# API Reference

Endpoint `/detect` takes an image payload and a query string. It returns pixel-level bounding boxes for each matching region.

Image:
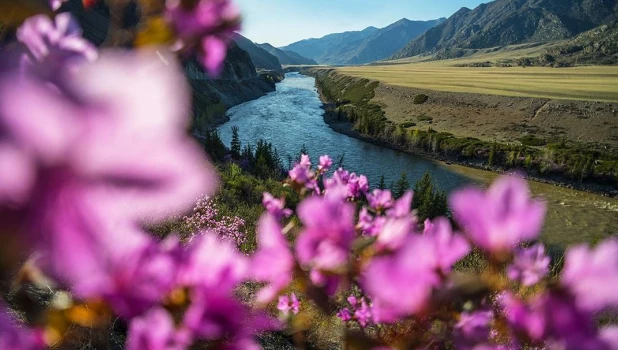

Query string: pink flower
[337,308,351,322]
[367,189,394,212]
[55,225,178,318]
[183,290,276,349]
[178,233,248,292]
[15,13,97,79]
[288,164,314,188]
[299,154,312,168]
[357,207,385,236]
[561,239,618,313]
[277,293,300,316]
[166,0,241,76]
[50,0,65,10]
[354,299,373,327]
[507,243,550,286]
[450,176,545,255]
[0,49,216,248]
[318,155,333,172]
[126,308,189,350]
[251,214,294,303]
[374,216,413,252]
[262,192,292,221]
[423,217,470,274]
[0,306,44,350]
[362,235,441,322]
[296,195,355,273]
[455,310,493,347]
[386,191,413,218]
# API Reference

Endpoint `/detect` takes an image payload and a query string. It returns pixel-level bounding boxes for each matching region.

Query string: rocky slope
[185,43,284,133]
[234,34,283,71]
[256,43,317,65]
[282,18,444,65]
[544,19,618,65]
[392,0,618,59]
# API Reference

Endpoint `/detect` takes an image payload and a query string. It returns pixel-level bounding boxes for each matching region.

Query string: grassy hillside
[337,64,618,102]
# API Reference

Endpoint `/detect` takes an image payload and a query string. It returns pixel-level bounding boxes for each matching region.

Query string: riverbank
[304,68,618,197]
[191,69,285,133]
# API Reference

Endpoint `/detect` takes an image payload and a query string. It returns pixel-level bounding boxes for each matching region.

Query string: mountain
[391,0,618,59]
[544,19,618,65]
[255,43,318,65]
[281,26,379,64]
[281,18,445,65]
[234,34,282,71]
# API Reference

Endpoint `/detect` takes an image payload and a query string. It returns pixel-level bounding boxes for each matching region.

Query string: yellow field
[337,64,618,102]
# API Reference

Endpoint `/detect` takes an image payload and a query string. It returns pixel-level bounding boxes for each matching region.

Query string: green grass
[337,64,618,102]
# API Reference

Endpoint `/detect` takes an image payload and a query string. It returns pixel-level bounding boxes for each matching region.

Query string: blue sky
[235,0,489,47]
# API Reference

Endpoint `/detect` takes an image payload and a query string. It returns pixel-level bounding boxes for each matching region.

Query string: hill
[234,34,282,71]
[391,0,618,60]
[282,18,444,65]
[255,43,318,65]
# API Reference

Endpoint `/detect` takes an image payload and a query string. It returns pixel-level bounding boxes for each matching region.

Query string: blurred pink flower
[277,293,300,316]
[455,309,493,348]
[362,235,440,322]
[262,192,292,221]
[0,49,216,239]
[251,214,294,303]
[16,13,97,79]
[318,155,333,172]
[450,176,545,255]
[0,306,44,350]
[126,308,189,350]
[50,0,68,10]
[561,239,618,313]
[507,243,550,286]
[367,189,394,212]
[178,233,247,292]
[386,191,413,218]
[296,194,355,275]
[166,0,241,76]
[423,217,470,274]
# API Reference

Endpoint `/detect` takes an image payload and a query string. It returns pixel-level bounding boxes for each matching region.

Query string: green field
[337,64,618,102]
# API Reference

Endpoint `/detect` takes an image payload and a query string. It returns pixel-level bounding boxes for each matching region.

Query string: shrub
[413,93,429,104]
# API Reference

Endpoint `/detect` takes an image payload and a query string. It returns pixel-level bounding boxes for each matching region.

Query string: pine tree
[230,126,241,160]
[394,172,410,198]
[378,175,386,190]
[412,171,448,222]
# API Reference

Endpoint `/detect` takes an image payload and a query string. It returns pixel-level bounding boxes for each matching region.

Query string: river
[218,72,618,248]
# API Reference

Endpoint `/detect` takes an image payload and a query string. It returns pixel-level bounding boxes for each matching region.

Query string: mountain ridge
[256,43,318,65]
[391,0,618,60]
[234,34,282,71]
[281,18,445,65]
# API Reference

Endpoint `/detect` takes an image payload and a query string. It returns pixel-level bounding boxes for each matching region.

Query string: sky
[234,0,489,47]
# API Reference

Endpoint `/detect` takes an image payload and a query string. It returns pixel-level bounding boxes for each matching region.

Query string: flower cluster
[46,0,239,76]
[337,295,374,328]
[2,3,618,350]
[183,195,247,247]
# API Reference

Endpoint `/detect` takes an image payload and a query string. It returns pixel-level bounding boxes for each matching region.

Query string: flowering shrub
[183,195,247,247]
[0,2,617,350]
